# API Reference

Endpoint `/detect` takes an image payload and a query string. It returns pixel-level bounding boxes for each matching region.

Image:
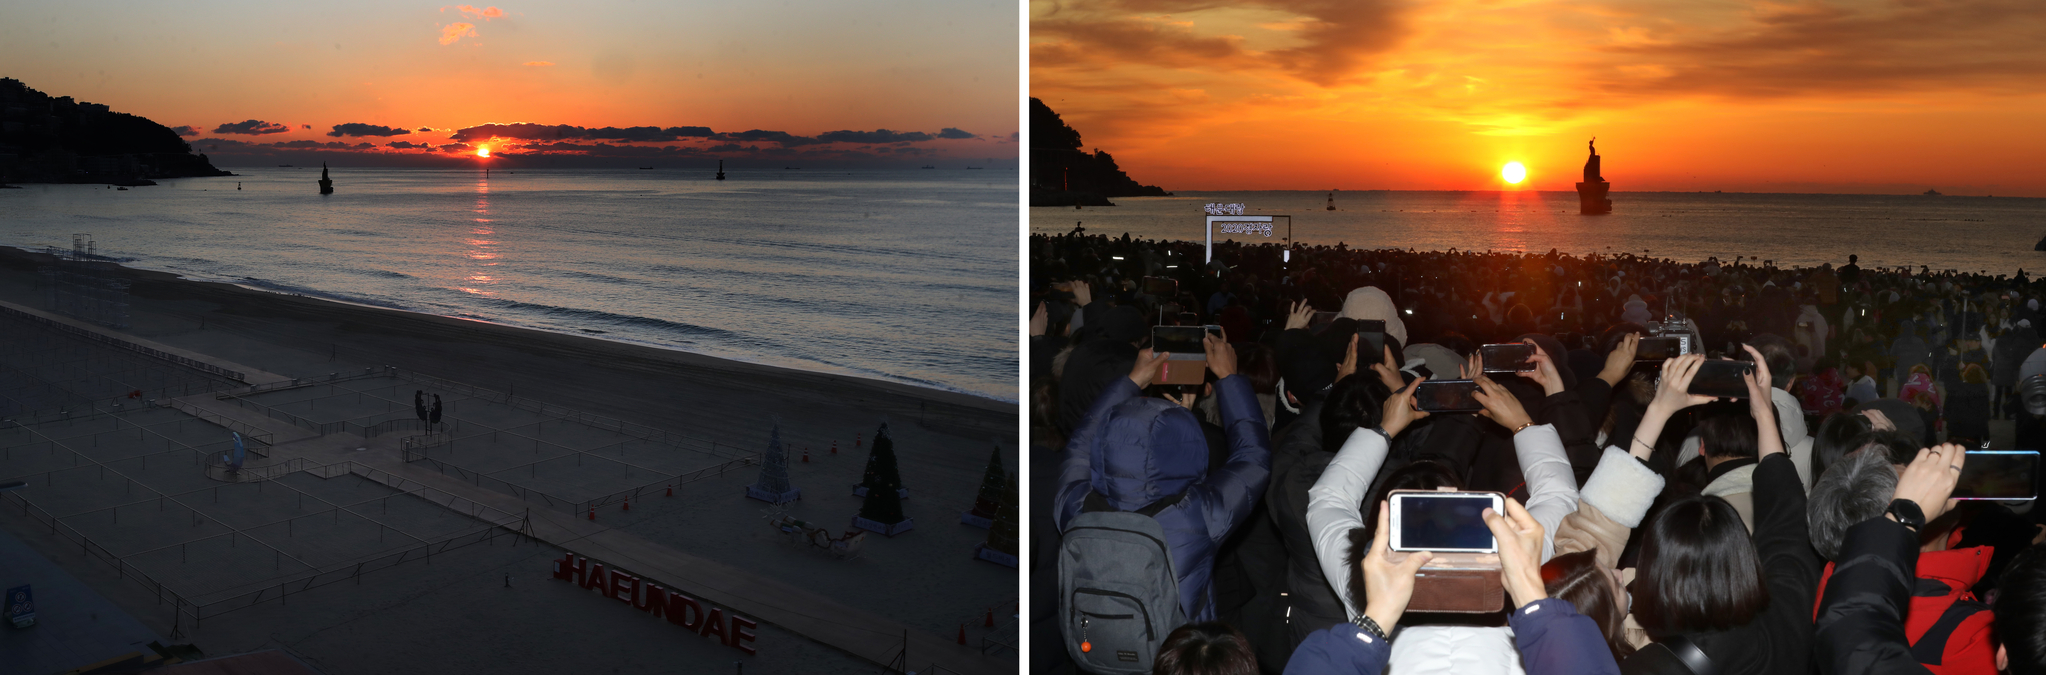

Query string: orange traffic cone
[587,506,595,521]
[856,433,862,448]
[830,441,837,455]
[957,624,967,645]
[665,484,673,497]
[802,450,811,463]
[985,607,995,627]
[622,497,631,512]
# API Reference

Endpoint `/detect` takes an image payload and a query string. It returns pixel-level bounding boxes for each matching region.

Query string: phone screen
[1413,380,1482,413]
[1481,343,1536,373]
[1356,320,1387,366]
[1687,360,1755,399]
[1151,326,1207,357]
[1392,493,1500,552]
[1637,337,1683,362]
[1955,451,2040,500]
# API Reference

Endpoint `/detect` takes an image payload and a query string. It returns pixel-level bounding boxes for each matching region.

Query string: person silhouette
[430,395,444,431]
[414,390,428,427]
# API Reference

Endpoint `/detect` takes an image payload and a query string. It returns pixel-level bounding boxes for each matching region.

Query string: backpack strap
[1664,635,1717,675]
[1081,490,1187,517]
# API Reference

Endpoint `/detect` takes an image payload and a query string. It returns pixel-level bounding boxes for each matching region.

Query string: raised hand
[1473,376,1534,432]
[1739,344,1784,457]
[1382,376,1430,438]
[1203,329,1237,380]
[1371,345,1404,392]
[1598,332,1640,386]
[1071,280,1092,307]
[1285,299,1315,331]
[1335,334,1360,384]
[1482,497,1549,609]
[1895,443,1966,522]
[1518,339,1566,396]
[1029,301,1048,338]
[1361,503,1434,632]
[1128,349,1168,389]
[1647,354,1716,416]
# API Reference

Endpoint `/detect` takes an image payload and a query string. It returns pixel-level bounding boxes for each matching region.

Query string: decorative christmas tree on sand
[960,444,1004,528]
[852,422,910,500]
[851,423,914,536]
[745,421,801,504]
[974,470,1018,567]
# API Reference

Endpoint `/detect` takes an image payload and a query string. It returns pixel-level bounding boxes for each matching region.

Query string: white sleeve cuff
[1580,446,1666,529]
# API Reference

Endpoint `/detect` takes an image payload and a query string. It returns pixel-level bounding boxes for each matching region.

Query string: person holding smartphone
[1619,350,1823,675]
[1282,493,1620,675]
[1053,328,1272,624]
[1299,366,1580,674]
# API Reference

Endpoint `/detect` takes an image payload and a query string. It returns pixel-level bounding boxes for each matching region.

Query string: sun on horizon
[1502,162,1526,184]
[476,147,491,158]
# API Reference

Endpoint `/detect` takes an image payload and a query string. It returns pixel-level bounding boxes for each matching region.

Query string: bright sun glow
[1501,162,1526,184]
[476,147,491,158]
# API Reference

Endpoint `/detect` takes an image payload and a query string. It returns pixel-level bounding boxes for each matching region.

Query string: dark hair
[1747,335,1797,389]
[1153,622,1257,675]
[1320,376,1389,454]
[1997,546,2046,675]
[1236,342,1279,395]
[1344,460,1462,611]
[1695,403,1759,461]
[1437,331,1476,358]
[1633,494,1770,637]
[1812,412,1874,480]
[1542,549,1635,662]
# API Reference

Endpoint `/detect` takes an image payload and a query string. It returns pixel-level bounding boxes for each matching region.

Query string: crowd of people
[1027,231,2046,675]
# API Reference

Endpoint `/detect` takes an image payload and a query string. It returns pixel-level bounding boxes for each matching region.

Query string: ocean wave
[476,297,747,343]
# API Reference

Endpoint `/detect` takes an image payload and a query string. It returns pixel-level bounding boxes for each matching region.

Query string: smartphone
[1687,360,1755,399]
[1480,343,1536,373]
[1636,336,1686,362]
[1389,491,1502,553]
[1142,276,1177,296]
[1954,451,2040,500]
[1356,320,1387,366]
[1151,326,1208,386]
[1413,380,1483,413]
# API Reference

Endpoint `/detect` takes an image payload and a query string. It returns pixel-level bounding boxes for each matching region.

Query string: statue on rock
[318,162,334,195]
[1576,138,1611,215]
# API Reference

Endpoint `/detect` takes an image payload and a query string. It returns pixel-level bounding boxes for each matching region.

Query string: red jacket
[1814,544,1997,675]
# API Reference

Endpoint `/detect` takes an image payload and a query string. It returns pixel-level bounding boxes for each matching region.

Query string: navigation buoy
[830,441,838,455]
[856,433,862,448]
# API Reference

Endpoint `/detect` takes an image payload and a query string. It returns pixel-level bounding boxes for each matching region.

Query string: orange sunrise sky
[1032,0,2046,196]
[2,1,1018,167]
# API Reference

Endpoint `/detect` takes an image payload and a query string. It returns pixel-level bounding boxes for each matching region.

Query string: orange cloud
[439,22,477,45]
[523,61,554,67]
[456,5,505,20]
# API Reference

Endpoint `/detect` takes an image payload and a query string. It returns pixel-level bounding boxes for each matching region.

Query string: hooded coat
[1340,287,1408,346]
[1053,375,1273,622]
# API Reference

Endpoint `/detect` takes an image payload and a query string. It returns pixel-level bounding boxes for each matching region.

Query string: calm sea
[1,168,1018,402]
[1031,191,2046,276]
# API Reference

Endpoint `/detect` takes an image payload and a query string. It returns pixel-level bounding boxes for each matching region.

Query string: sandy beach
[0,245,1017,674]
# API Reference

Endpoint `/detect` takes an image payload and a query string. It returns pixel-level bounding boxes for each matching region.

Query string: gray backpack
[1059,491,1187,675]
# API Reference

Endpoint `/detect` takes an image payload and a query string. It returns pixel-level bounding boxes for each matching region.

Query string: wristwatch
[1885,499,1925,533]
[1353,614,1389,641]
